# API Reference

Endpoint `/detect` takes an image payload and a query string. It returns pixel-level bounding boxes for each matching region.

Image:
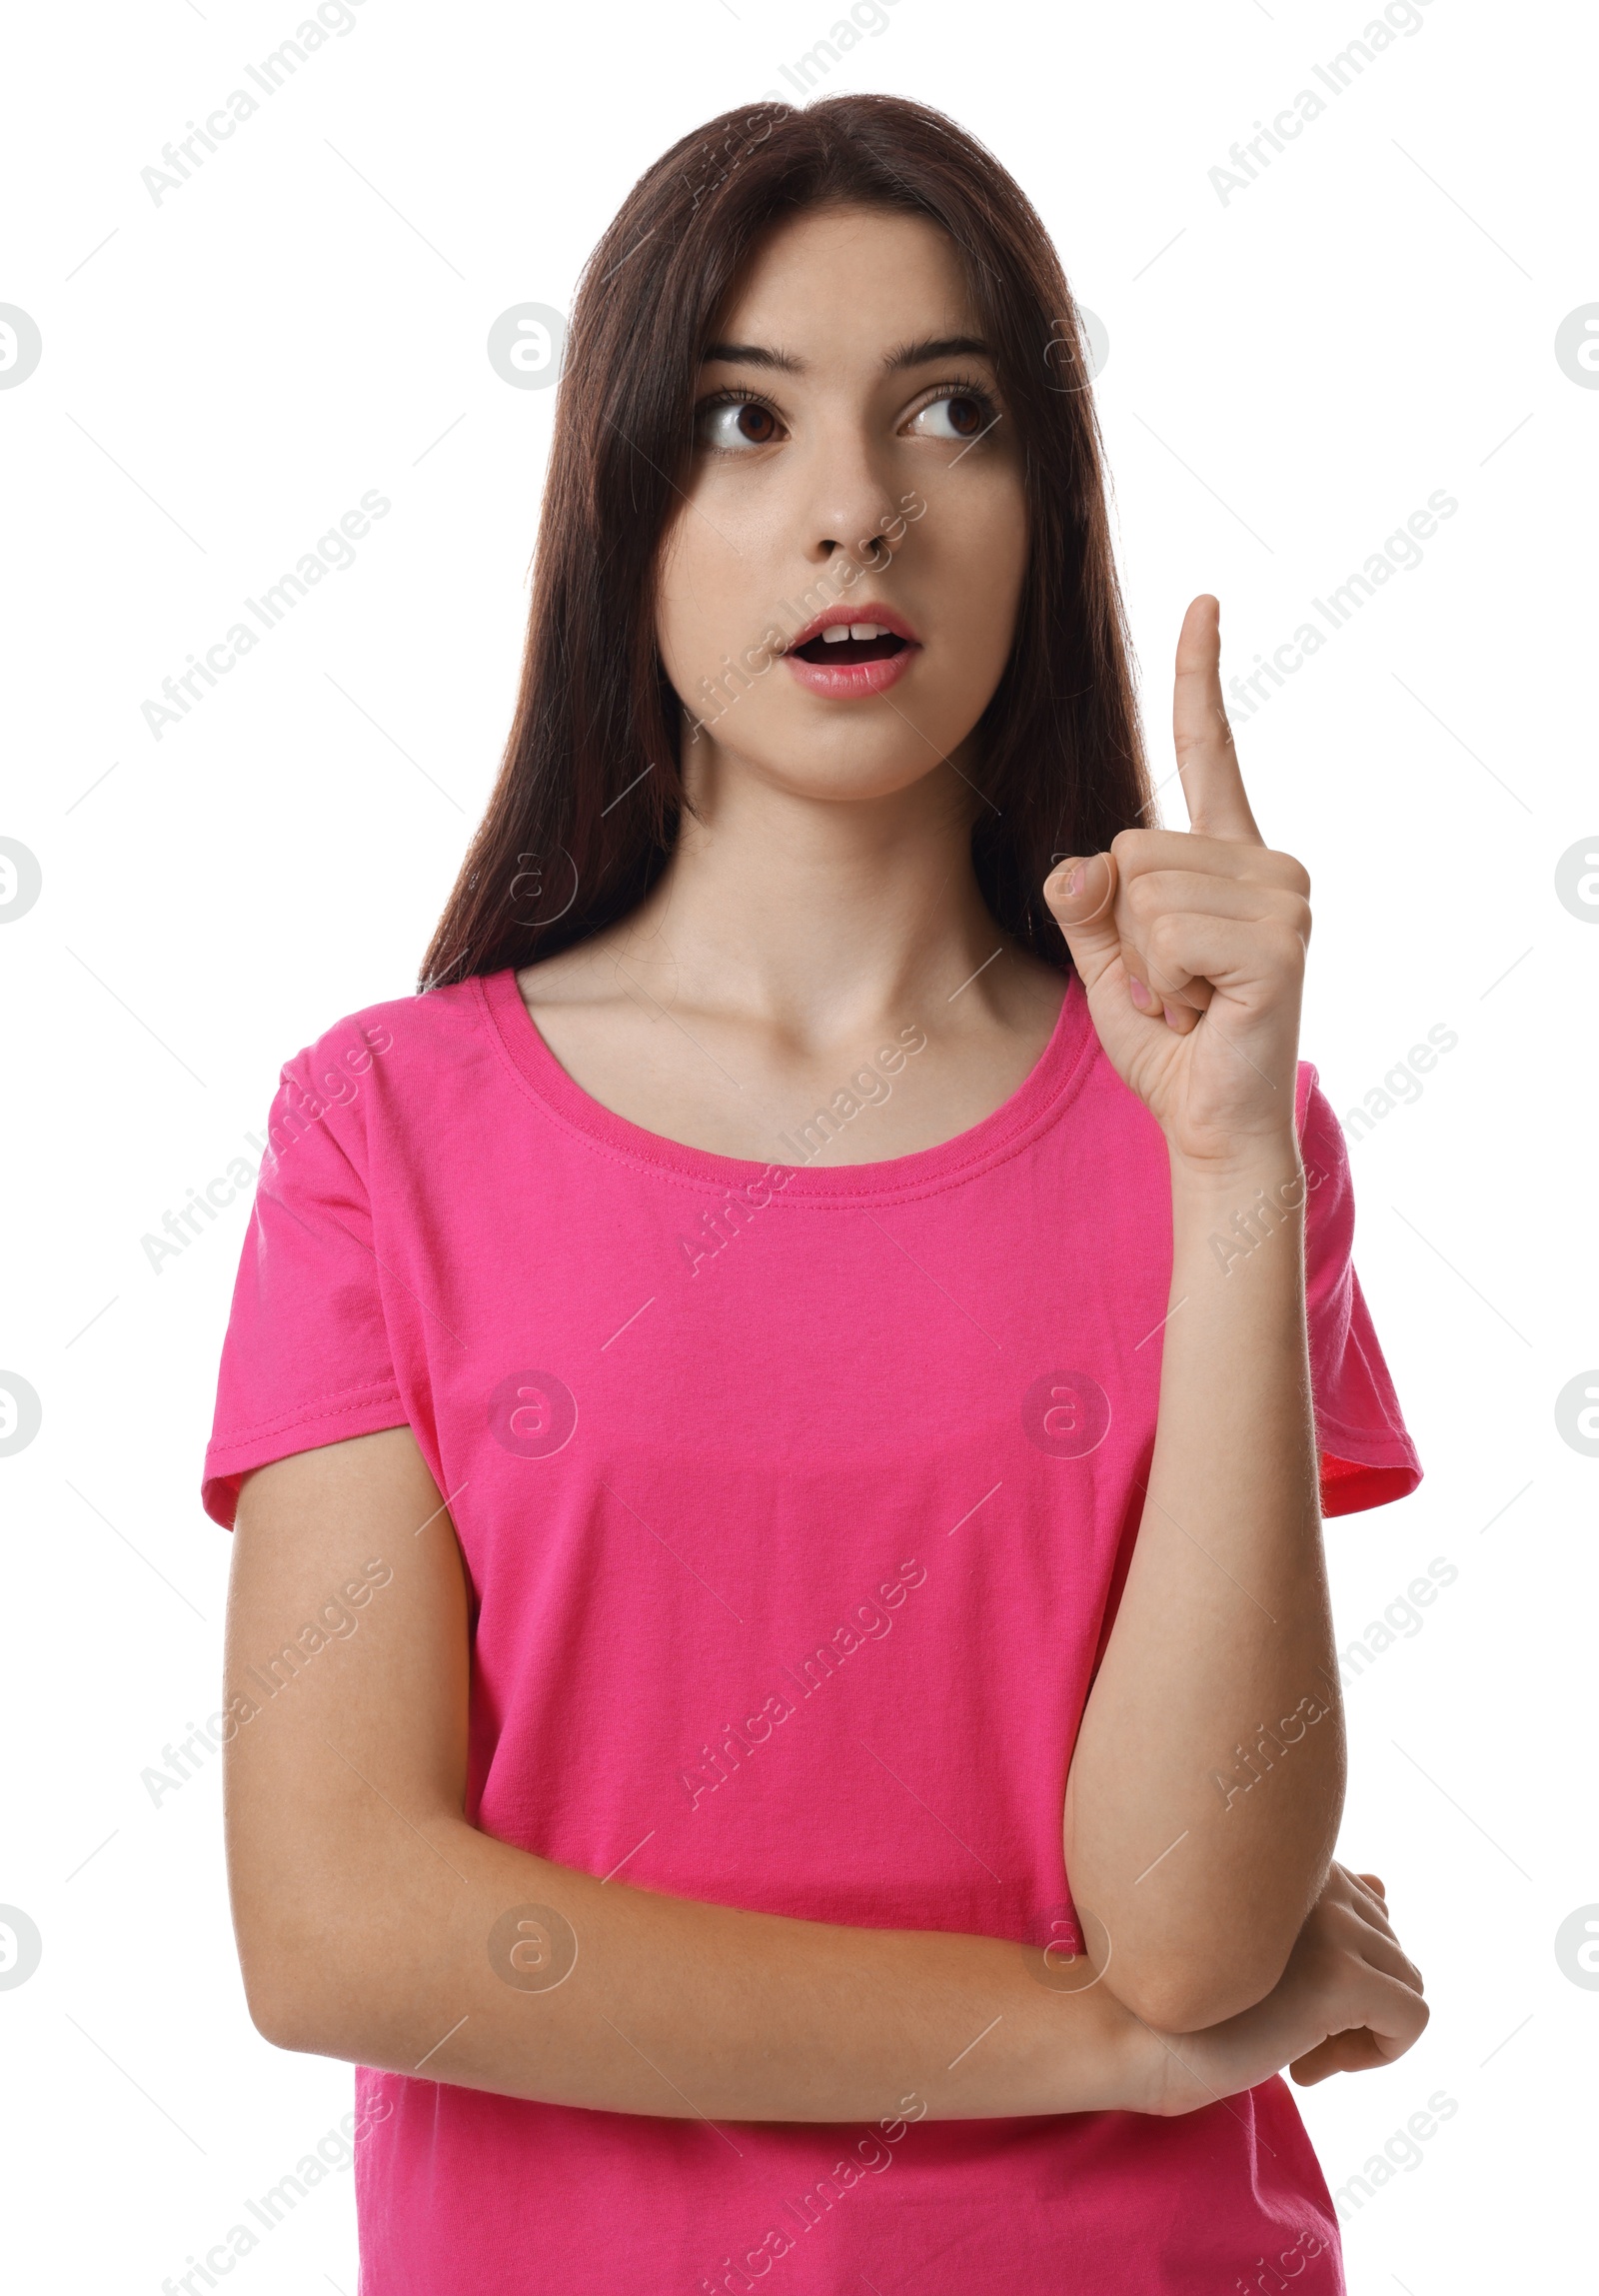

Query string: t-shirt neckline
[477,963,1096,1201]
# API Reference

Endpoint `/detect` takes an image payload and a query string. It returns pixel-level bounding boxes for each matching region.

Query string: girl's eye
[908,387,998,443]
[697,395,784,453]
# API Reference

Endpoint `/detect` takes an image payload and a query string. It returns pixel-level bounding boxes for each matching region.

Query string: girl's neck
[614,733,1016,1046]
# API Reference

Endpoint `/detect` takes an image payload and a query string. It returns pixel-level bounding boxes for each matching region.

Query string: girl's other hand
[1148,1861,1428,2115]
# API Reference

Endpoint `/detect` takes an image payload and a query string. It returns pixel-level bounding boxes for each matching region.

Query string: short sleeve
[201,1027,408,1529]
[1296,1060,1423,1517]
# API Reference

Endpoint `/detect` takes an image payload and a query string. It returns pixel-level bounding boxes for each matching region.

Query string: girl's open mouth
[792,629,908,666]
[783,617,920,698]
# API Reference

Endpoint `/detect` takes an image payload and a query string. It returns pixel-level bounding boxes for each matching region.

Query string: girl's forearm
[251,1811,1159,2123]
[225,1435,1162,2129]
[1062,1131,1343,2031]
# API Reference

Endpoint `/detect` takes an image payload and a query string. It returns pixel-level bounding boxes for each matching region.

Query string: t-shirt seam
[1313,1408,1416,1461]
[469,971,1105,1207]
[267,1042,379,1189]
[208,1378,407,1452]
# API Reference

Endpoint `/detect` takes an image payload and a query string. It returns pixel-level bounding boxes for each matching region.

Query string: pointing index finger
[1173,594,1264,844]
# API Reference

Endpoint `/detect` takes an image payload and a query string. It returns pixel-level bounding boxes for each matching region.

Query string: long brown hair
[419,93,1153,994]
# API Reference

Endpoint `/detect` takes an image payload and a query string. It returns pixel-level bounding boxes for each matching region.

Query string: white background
[1,0,1593,2288]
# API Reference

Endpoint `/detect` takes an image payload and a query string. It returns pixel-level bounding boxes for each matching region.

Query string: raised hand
[1042,596,1313,1172]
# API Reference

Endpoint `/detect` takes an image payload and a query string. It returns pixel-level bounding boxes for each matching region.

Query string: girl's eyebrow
[701,341,803,374]
[699,333,991,375]
[881,334,990,371]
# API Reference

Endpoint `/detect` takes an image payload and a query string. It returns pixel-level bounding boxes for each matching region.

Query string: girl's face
[655,201,1029,808]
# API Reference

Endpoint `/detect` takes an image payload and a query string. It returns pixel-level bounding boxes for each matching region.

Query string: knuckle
[1267,922,1306,972]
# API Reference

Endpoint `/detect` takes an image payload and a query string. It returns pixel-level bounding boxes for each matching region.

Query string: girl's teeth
[820,623,888,643]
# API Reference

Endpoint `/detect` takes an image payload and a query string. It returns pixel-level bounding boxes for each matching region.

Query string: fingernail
[1129,977,1150,1009]
[1054,860,1084,898]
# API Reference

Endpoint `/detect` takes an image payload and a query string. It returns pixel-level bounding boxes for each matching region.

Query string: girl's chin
[693,742,951,808]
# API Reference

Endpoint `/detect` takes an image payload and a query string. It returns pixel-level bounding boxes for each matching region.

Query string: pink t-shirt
[202,964,1422,2294]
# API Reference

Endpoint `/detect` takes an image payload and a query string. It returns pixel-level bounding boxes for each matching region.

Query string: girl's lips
[783,641,920,698]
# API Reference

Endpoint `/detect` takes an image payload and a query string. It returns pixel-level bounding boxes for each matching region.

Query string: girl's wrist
[1120,2009,1180,2116]
[1036,1978,1171,2117]
[1166,1135,1312,1297]
[1165,1127,1305,1199]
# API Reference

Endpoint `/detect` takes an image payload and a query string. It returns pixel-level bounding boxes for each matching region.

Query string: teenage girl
[207,94,1427,2296]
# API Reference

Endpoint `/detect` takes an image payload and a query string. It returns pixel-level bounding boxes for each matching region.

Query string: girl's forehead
[711,206,976,339]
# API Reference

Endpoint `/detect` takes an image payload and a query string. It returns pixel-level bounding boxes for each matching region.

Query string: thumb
[1043,852,1121,988]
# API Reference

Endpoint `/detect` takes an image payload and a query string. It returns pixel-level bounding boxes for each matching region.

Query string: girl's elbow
[233,1908,346,2056]
[240,1954,319,2052]
[1108,1945,1286,2035]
